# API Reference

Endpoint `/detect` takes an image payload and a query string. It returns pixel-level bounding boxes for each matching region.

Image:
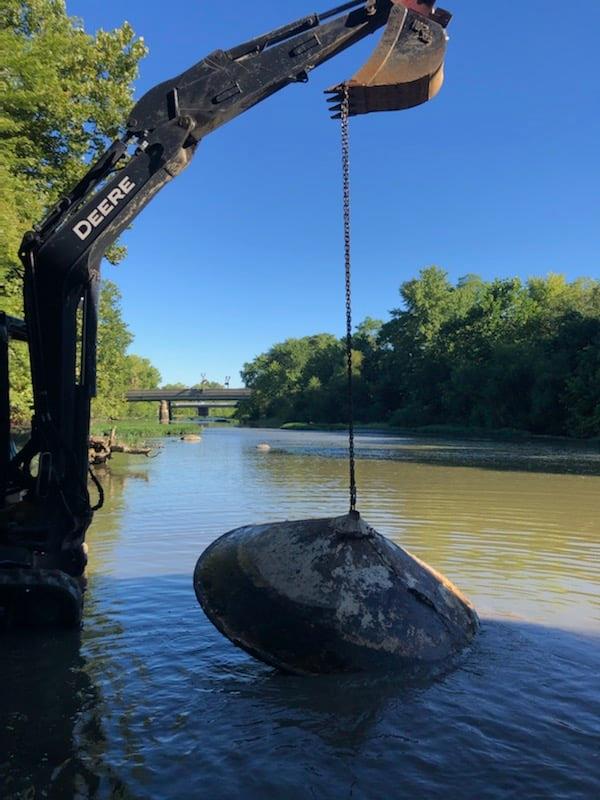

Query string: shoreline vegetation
[89,417,237,447]
[89,416,600,447]
[237,270,600,441]
[84,417,600,477]
[9,269,600,445]
[90,419,202,445]
[83,271,600,447]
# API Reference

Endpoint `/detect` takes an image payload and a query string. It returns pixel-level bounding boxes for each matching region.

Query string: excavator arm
[0,0,451,626]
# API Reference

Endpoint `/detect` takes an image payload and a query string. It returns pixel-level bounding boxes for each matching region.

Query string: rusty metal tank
[194,512,478,675]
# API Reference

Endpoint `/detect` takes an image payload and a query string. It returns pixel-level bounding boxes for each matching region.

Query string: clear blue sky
[68,1,600,387]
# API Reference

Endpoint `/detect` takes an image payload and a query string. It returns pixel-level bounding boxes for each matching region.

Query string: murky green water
[2,429,599,799]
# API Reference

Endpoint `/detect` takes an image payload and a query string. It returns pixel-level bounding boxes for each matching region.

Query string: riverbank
[244,419,600,446]
[91,419,201,444]
[231,425,600,476]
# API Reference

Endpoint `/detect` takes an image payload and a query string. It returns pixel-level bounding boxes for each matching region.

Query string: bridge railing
[126,388,252,403]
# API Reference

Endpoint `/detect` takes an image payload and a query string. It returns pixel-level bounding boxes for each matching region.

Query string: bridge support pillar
[159,400,171,425]
[197,407,209,418]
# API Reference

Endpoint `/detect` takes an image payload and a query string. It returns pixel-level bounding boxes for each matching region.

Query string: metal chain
[341,84,357,512]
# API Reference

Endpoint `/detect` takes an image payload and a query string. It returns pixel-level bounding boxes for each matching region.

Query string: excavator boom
[0,0,451,627]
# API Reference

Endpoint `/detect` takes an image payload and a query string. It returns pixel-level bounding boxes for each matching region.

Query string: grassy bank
[91,419,200,445]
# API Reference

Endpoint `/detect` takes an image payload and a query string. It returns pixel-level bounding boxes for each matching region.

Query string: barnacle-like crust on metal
[195,515,478,675]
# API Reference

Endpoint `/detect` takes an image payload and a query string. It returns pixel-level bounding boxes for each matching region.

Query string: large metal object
[1,1,452,629]
[195,514,478,675]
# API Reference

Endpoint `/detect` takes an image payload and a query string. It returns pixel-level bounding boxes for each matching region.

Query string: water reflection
[1,431,599,799]
[0,629,133,799]
[6,575,592,800]
[205,617,599,799]
[0,461,140,799]
[250,443,600,631]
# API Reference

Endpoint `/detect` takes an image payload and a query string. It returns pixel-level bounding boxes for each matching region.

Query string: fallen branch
[89,429,153,466]
[110,443,152,456]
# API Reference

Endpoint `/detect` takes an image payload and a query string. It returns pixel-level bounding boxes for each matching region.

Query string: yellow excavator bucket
[327,0,451,116]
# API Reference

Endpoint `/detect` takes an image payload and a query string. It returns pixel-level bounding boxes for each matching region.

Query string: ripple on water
[1,429,599,799]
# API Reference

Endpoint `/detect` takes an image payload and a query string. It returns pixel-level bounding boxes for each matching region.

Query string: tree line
[1,1,157,423]
[4,4,598,438]
[239,268,600,438]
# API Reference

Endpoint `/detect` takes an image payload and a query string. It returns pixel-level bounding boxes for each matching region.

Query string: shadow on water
[0,629,134,800]
[2,573,598,800]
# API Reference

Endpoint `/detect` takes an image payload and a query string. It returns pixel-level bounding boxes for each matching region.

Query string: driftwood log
[89,428,153,466]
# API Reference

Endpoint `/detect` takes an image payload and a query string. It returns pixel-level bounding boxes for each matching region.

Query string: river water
[2,428,599,799]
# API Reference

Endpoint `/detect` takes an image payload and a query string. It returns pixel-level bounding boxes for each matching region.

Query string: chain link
[341,84,357,512]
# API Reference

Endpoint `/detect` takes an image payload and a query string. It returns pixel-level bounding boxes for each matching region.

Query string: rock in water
[194,512,479,675]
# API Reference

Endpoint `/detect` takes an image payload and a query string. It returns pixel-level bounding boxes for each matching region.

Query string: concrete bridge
[126,388,252,423]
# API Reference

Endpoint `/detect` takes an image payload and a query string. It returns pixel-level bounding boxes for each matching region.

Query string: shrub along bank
[238,269,600,439]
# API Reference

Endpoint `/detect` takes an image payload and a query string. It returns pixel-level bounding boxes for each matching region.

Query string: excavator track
[0,569,82,629]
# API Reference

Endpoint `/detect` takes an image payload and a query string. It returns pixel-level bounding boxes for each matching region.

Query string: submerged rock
[256,443,271,452]
[194,512,479,675]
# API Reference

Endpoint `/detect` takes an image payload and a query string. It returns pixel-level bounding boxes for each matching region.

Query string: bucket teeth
[325,90,351,119]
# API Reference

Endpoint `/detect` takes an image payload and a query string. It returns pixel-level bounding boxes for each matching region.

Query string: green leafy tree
[93,280,133,419]
[193,380,224,390]
[161,383,187,392]
[1,0,147,421]
[125,354,161,419]
[240,271,600,438]
[564,333,600,437]
[241,334,338,422]
[240,333,366,424]
[126,354,161,390]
